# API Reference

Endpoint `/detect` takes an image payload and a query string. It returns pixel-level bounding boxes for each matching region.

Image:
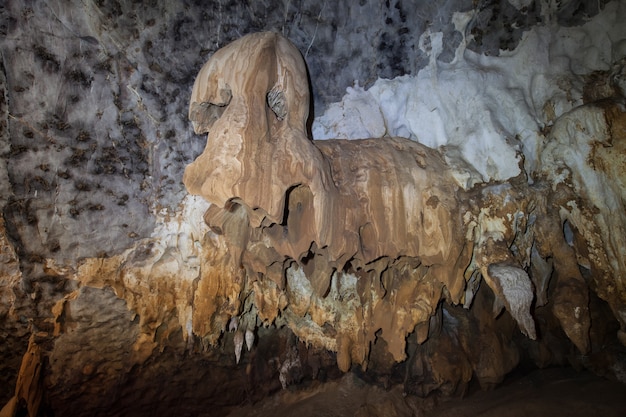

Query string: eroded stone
[181,33,624,383]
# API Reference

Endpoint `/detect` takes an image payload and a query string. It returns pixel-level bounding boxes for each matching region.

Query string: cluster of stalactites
[180,32,626,372]
[195,174,596,370]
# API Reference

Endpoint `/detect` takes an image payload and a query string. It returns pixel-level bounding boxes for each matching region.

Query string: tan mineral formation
[2,26,626,417]
[182,32,626,374]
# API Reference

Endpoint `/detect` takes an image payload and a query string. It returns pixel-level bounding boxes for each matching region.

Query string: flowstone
[183,32,625,386]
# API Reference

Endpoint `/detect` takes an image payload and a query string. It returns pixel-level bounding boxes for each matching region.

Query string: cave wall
[1,1,626,416]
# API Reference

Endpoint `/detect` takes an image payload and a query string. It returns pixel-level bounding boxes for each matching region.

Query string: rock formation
[182,31,625,381]
[1,1,626,416]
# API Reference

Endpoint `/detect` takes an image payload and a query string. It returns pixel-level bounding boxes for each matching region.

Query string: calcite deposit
[1,1,626,416]
[183,31,624,379]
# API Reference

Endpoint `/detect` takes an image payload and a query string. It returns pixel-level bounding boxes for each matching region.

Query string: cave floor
[225,367,626,417]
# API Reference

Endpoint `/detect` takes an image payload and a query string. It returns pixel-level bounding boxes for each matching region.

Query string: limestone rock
[1,2,626,414]
[182,32,624,382]
[539,100,626,344]
[0,336,42,417]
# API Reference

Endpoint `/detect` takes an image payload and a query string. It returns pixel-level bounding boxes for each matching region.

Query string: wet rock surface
[227,368,626,417]
[183,29,626,386]
[1,1,626,416]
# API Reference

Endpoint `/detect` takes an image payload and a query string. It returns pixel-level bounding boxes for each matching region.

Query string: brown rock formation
[2,28,626,416]
[0,336,42,417]
[182,32,625,383]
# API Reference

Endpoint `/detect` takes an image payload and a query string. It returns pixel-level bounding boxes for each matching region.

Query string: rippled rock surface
[1,1,626,416]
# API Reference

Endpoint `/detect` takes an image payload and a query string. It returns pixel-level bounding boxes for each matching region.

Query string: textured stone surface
[183,30,624,389]
[1,1,626,416]
[227,368,626,417]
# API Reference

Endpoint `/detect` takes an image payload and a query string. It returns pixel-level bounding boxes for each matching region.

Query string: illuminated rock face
[540,101,626,347]
[182,32,626,383]
[1,2,626,416]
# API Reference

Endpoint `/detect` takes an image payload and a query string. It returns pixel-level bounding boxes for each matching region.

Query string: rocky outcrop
[183,32,625,385]
[1,2,626,416]
[540,100,626,347]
